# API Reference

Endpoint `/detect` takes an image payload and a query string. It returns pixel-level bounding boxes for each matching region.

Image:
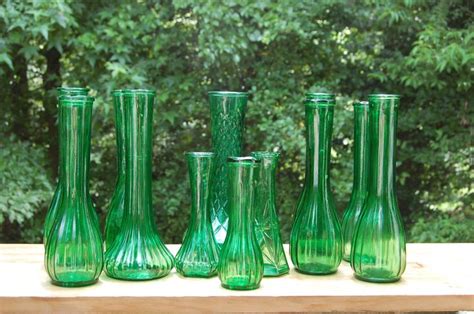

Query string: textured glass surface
[290,94,342,275]
[208,91,248,246]
[251,151,289,277]
[45,95,103,287]
[341,101,370,261]
[43,87,91,246]
[218,157,263,290]
[351,94,406,283]
[175,152,219,277]
[104,89,174,281]
[104,90,126,250]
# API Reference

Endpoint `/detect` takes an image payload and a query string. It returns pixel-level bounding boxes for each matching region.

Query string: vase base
[295,268,338,276]
[221,283,260,290]
[263,264,289,277]
[354,273,401,283]
[51,279,98,287]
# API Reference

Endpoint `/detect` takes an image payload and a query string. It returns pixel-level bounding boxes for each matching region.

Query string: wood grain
[0,244,473,312]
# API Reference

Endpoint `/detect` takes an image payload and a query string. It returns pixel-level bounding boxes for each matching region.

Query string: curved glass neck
[227,163,255,234]
[187,153,214,228]
[251,153,278,219]
[58,101,92,203]
[368,100,399,198]
[352,105,370,196]
[123,92,155,230]
[113,93,126,179]
[304,104,334,194]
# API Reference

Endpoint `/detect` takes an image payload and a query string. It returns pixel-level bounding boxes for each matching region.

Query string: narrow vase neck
[187,154,213,229]
[58,102,92,203]
[352,105,370,196]
[253,156,278,220]
[368,100,399,198]
[304,104,334,195]
[227,163,255,235]
[123,93,155,230]
[113,94,126,179]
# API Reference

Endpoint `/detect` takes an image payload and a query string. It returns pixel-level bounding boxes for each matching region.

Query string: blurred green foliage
[0,0,472,243]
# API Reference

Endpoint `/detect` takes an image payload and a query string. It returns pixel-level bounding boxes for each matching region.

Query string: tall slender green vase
[208,91,248,246]
[45,95,103,287]
[341,101,370,261]
[351,94,406,283]
[104,89,174,280]
[43,87,90,246]
[251,151,289,277]
[175,152,219,277]
[290,93,342,275]
[104,90,126,250]
[218,157,263,290]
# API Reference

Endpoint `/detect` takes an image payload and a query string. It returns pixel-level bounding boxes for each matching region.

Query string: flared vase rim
[185,152,215,158]
[58,95,95,105]
[57,86,90,93]
[305,99,335,107]
[368,94,400,99]
[305,92,335,99]
[353,100,369,106]
[250,151,280,160]
[227,156,258,166]
[112,89,156,96]
[208,91,248,97]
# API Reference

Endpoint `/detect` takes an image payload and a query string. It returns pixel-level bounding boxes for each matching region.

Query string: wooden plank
[0,244,473,312]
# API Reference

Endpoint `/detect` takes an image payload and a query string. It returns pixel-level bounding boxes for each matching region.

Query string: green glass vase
[104,89,174,281]
[175,152,219,277]
[104,90,126,250]
[45,95,103,287]
[43,87,91,246]
[290,94,342,275]
[341,101,370,262]
[218,157,263,290]
[251,151,289,277]
[351,94,406,283]
[208,91,248,246]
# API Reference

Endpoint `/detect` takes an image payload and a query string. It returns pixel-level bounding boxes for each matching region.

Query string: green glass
[104,90,126,250]
[351,94,406,283]
[45,95,103,287]
[290,94,342,275]
[251,151,289,277]
[175,152,219,277]
[218,157,263,290]
[341,101,370,261]
[43,87,91,246]
[208,91,248,246]
[104,89,174,281]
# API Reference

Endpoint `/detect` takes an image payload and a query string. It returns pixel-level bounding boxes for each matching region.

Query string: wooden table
[0,243,473,312]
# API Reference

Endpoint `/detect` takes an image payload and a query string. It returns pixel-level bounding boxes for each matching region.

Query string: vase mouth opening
[57,87,90,94]
[208,91,248,98]
[227,156,258,166]
[250,151,280,160]
[353,101,369,107]
[58,95,95,105]
[115,89,156,96]
[305,92,335,100]
[368,94,400,100]
[185,152,214,158]
[305,99,335,107]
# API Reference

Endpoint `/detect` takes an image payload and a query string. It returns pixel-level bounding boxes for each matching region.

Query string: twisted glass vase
[175,152,219,277]
[208,91,248,246]
[45,95,103,287]
[251,151,289,277]
[290,94,342,275]
[43,87,91,246]
[104,89,174,280]
[218,157,263,290]
[341,101,370,261]
[351,94,406,283]
[104,90,126,249]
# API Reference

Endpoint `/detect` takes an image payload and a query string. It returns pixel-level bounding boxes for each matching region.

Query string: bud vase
[104,90,126,249]
[251,151,289,277]
[208,91,248,246]
[218,157,263,290]
[341,101,370,261]
[104,89,174,280]
[45,95,103,287]
[290,93,342,275]
[351,94,406,283]
[175,152,219,277]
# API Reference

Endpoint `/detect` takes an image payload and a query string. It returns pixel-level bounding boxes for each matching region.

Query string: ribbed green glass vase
[45,95,103,287]
[251,151,289,277]
[104,90,126,250]
[290,94,342,275]
[208,91,248,246]
[175,152,219,277]
[341,101,370,262]
[351,94,406,283]
[43,87,90,246]
[218,157,263,290]
[104,89,174,280]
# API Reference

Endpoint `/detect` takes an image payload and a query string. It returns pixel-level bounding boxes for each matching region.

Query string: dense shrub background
[0,0,472,243]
